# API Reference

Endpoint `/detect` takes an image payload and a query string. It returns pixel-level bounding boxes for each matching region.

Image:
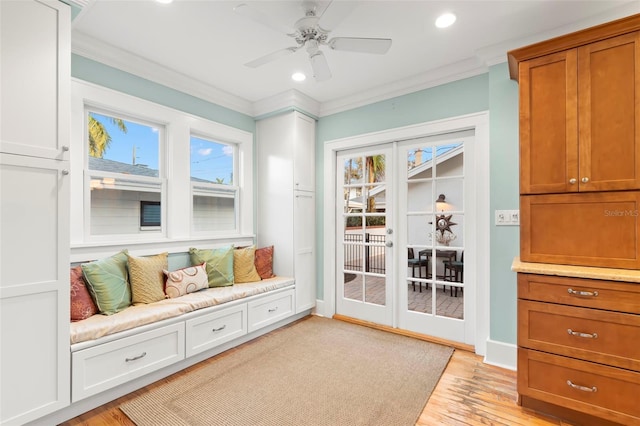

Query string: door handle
[385,241,393,247]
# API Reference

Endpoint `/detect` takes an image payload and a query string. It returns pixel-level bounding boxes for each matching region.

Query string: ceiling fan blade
[309,51,332,82]
[245,47,299,68]
[234,3,295,36]
[328,37,392,54]
[317,0,357,32]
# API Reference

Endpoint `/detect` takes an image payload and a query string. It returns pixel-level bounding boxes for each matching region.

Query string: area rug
[120,316,453,426]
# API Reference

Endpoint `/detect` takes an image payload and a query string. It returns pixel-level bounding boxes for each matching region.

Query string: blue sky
[90,112,233,183]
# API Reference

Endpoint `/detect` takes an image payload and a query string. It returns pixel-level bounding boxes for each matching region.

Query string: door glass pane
[407,141,464,319]
[341,153,387,307]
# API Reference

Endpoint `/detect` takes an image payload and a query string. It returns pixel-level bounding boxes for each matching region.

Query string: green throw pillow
[189,246,234,287]
[81,250,131,315]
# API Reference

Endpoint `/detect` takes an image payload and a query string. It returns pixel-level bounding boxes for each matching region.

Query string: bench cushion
[70,276,294,344]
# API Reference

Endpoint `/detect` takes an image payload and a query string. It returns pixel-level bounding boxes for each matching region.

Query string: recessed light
[435,13,456,28]
[291,72,306,82]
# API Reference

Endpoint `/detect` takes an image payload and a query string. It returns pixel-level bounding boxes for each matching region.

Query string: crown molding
[252,89,320,118]
[317,58,488,117]
[72,32,254,116]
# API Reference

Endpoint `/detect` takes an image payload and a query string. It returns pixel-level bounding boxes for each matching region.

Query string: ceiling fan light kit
[235,1,392,82]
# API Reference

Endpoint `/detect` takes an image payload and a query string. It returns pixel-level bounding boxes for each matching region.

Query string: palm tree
[365,155,385,212]
[88,113,127,158]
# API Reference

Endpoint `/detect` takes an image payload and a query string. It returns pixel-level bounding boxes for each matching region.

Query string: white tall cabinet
[0,1,71,425]
[256,111,316,313]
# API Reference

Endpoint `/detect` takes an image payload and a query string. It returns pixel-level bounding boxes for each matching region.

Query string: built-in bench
[40,249,311,426]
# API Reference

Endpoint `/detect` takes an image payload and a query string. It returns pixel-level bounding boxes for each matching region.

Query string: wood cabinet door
[520,191,640,269]
[578,31,640,192]
[519,50,578,194]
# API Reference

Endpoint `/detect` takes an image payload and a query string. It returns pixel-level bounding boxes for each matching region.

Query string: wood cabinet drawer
[72,323,184,402]
[248,289,294,332]
[185,304,247,357]
[518,273,640,314]
[520,192,640,269]
[518,349,640,425]
[518,300,640,371]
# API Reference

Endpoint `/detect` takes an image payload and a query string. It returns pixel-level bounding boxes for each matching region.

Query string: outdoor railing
[344,233,386,273]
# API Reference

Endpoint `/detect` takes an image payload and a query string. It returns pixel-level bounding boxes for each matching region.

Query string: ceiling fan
[234,0,392,82]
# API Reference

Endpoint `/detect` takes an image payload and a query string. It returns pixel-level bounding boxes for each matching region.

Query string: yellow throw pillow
[128,252,168,304]
[233,246,262,283]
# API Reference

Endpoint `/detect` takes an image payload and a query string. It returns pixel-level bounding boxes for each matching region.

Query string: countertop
[512,257,640,283]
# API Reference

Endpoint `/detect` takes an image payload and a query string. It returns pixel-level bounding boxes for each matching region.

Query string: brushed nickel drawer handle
[567,288,598,297]
[567,380,597,393]
[125,352,147,362]
[268,306,278,312]
[567,329,597,339]
[212,325,227,332]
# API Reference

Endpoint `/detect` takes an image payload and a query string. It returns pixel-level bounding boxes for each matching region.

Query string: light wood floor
[60,324,573,426]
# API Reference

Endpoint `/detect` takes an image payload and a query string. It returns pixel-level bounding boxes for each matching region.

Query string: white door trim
[322,111,490,356]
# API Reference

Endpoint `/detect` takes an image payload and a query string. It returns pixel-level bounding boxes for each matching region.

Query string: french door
[336,145,393,326]
[335,132,475,346]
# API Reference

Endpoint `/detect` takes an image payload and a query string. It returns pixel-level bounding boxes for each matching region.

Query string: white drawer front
[248,289,294,332]
[72,323,184,402]
[185,304,247,357]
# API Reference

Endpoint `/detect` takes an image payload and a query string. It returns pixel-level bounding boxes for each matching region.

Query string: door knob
[385,241,393,247]
[581,177,589,183]
[569,178,577,184]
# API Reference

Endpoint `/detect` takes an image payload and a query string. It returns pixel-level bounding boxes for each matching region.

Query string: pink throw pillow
[70,266,98,321]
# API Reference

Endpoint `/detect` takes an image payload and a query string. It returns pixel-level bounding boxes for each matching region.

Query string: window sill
[70,234,256,263]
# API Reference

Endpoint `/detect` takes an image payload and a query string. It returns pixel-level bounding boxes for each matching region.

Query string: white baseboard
[314,299,327,317]
[484,339,517,371]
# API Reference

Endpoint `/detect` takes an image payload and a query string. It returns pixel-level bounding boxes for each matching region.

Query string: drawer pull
[567,288,598,297]
[125,352,147,362]
[212,325,227,332]
[567,329,597,339]
[268,306,278,313]
[567,380,597,393]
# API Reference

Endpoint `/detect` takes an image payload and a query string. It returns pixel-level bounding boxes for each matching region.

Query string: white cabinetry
[0,1,71,425]
[257,111,316,313]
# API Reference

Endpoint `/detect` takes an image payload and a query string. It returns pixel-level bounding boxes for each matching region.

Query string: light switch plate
[495,209,519,226]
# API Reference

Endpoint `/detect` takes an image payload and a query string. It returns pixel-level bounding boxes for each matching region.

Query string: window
[140,201,161,228]
[71,80,254,251]
[190,135,238,233]
[86,109,164,237]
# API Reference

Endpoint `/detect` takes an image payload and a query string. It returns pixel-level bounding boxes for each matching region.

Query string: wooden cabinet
[511,14,640,426]
[0,2,71,425]
[517,274,640,424]
[256,111,316,314]
[520,191,640,269]
[515,23,640,195]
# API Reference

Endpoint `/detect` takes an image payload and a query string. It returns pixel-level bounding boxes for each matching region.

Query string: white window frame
[83,106,167,241]
[70,79,254,259]
[189,133,240,235]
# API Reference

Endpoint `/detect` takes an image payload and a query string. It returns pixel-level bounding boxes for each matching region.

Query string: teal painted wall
[71,55,255,133]
[488,62,520,344]
[317,69,520,345]
[72,55,521,346]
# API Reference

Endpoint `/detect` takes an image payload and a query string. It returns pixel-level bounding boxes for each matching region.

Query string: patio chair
[443,251,463,297]
[408,248,428,292]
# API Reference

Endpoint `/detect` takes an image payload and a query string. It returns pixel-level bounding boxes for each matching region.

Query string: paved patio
[343,274,464,319]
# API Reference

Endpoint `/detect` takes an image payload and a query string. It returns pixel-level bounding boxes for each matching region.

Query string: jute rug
[120,316,453,426]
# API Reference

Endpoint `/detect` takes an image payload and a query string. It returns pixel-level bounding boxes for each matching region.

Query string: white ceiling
[72,0,640,116]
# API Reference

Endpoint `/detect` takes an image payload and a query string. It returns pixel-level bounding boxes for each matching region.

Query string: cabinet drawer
[518,300,640,371]
[248,289,294,332]
[518,349,640,425]
[185,304,247,357]
[72,323,184,402]
[518,274,640,314]
[520,192,640,269]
